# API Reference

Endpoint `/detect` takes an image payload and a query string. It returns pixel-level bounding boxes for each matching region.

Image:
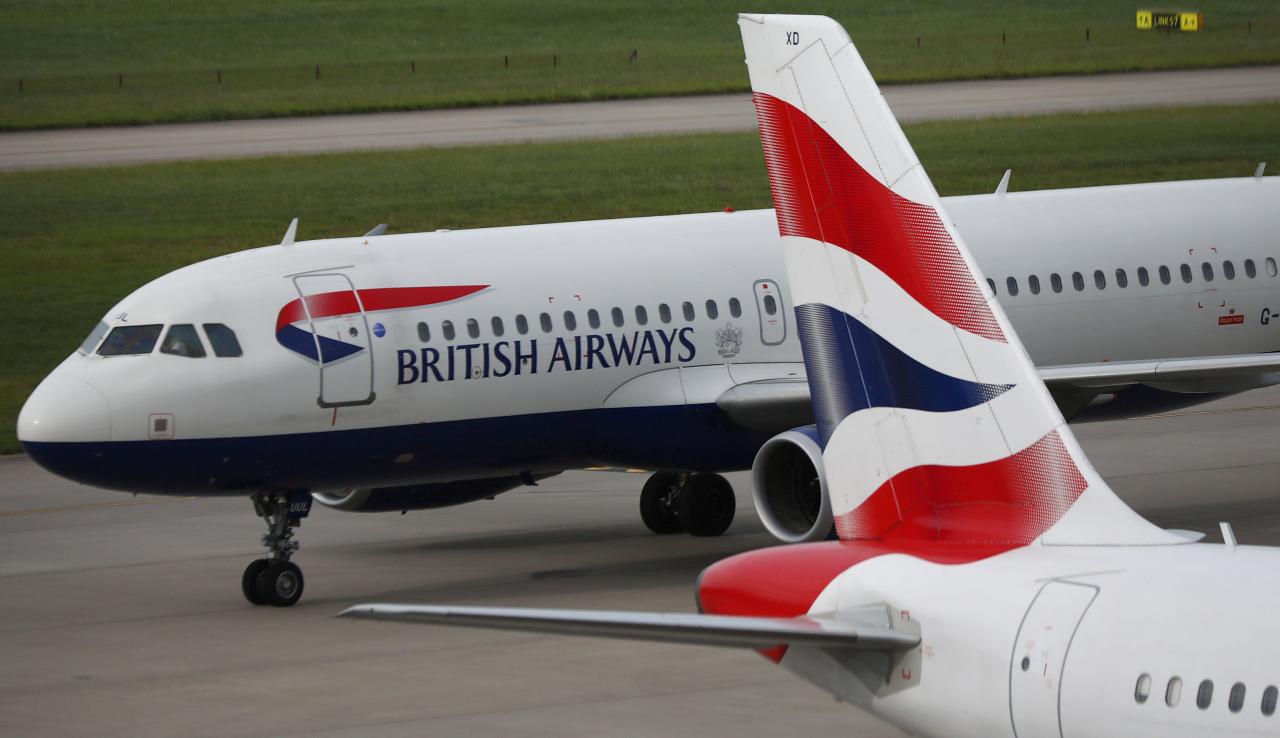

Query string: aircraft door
[752,279,787,346]
[292,273,376,408]
[1009,581,1098,738]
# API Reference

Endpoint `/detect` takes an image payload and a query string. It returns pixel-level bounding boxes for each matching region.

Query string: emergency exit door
[752,279,787,346]
[1010,581,1098,738]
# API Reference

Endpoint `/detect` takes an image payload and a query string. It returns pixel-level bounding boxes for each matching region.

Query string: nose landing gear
[242,491,310,607]
[639,471,735,537]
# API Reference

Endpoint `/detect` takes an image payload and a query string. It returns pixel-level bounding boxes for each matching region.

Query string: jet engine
[750,427,833,543]
[313,472,559,513]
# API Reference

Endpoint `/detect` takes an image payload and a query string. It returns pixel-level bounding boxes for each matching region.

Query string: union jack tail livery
[739,13,1176,548]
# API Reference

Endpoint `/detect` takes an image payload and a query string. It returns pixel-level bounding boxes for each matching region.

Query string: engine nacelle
[750,427,833,544]
[313,472,559,513]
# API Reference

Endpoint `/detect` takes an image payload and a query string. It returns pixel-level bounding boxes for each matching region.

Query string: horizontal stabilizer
[337,603,918,651]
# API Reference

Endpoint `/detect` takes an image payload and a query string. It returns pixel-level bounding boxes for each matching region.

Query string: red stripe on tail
[752,92,1005,343]
[835,430,1087,544]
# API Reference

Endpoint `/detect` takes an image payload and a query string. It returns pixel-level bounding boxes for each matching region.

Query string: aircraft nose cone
[17,376,111,444]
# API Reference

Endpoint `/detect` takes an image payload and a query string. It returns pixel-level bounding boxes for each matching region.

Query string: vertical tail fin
[738,14,1178,547]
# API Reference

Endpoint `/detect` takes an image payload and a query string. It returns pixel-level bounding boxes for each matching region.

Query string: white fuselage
[785,542,1280,738]
[17,177,1280,495]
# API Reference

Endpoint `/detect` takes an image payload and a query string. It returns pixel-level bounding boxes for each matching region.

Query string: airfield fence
[6,18,1273,97]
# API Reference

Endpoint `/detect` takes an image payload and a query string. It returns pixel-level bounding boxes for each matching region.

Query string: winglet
[995,169,1012,197]
[281,217,299,246]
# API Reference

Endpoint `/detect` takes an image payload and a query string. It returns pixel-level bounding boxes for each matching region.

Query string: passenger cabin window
[1050,273,1063,293]
[98,324,164,356]
[516,314,529,335]
[1197,680,1214,710]
[658,303,672,323]
[1262,685,1278,716]
[1224,260,1236,280]
[442,320,456,341]
[986,278,997,296]
[705,300,719,320]
[1135,674,1152,704]
[1116,268,1128,288]
[1138,266,1150,286]
[1267,257,1278,277]
[635,306,648,325]
[1006,277,1019,296]
[491,317,504,337]
[1180,264,1193,283]
[79,321,110,355]
[763,294,778,314]
[729,297,742,318]
[682,301,695,321]
[587,309,601,329]
[1028,275,1041,295]
[1202,262,1214,281]
[417,322,431,343]
[539,313,552,333]
[1167,677,1183,707]
[1072,272,1085,292]
[1159,265,1172,285]
[1245,259,1258,278]
[466,318,480,339]
[1229,683,1246,713]
[563,311,577,331]
[611,307,624,327]
[160,324,206,358]
[1094,270,1106,290]
[205,323,242,357]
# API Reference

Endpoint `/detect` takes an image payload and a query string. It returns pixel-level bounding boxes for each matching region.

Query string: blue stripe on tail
[795,303,1012,443]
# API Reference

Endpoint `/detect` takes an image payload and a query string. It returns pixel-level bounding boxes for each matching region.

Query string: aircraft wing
[337,603,919,651]
[1038,353,1280,389]
[716,353,1280,429]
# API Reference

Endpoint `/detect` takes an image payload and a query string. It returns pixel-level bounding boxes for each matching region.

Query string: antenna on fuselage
[995,169,1012,197]
[280,217,299,246]
[1255,162,1267,179]
[363,223,388,237]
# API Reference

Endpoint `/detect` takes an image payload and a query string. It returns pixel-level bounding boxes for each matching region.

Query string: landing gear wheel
[640,471,683,534]
[677,472,735,537]
[243,491,309,606]
[256,561,304,607]
[241,558,271,605]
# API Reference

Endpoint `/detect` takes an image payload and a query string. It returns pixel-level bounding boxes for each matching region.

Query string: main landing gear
[242,491,311,607]
[640,471,735,537]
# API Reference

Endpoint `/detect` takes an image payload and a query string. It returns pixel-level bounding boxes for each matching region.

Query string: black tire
[241,559,271,606]
[640,471,683,534]
[677,473,735,537]
[256,561,305,607]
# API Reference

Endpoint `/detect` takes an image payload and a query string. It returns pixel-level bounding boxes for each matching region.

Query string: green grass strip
[2,101,1279,453]
[2,0,1280,129]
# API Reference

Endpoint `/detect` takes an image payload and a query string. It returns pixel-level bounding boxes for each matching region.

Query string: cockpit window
[160,324,207,358]
[97,324,164,356]
[203,323,243,357]
[78,321,110,355]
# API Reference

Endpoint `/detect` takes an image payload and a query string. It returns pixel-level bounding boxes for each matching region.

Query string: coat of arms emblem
[715,322,743,358]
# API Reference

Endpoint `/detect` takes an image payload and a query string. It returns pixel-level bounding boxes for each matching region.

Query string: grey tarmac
[2,66,1279,171]
[2,385,1279,737]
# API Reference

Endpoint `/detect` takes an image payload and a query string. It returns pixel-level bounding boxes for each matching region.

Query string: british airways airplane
[16,82,1280,611]
[341,16,1280,736]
